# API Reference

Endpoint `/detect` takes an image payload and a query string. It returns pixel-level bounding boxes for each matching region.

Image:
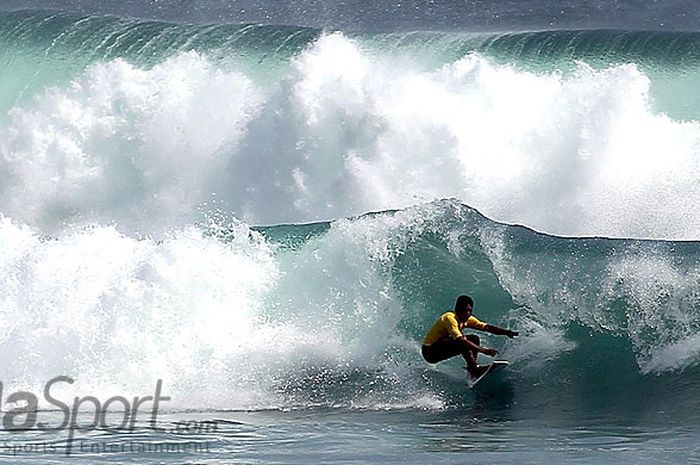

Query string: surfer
[421,295,518,378]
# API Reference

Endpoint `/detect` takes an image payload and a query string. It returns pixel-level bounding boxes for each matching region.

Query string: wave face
[1,11,700,238]
[3,200,700,416]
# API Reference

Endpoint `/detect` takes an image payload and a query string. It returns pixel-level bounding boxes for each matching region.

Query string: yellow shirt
[423,311,487,346]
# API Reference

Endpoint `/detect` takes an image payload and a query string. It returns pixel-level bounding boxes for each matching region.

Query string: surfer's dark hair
[455,295,474,311]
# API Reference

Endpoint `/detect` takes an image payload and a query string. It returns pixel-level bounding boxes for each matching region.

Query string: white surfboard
[465,360,509,388]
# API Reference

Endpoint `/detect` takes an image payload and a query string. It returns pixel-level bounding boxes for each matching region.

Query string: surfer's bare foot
[469,365,489,379]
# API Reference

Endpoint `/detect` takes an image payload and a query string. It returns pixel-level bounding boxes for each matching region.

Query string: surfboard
[465,360,509,388]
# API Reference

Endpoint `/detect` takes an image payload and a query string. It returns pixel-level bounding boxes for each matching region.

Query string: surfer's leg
[463,335,486,377]
[421,339,462,364]
[422,337,487,377]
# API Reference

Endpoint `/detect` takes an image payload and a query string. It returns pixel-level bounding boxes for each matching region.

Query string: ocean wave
[1,29,700,238]
[2,201,700,412]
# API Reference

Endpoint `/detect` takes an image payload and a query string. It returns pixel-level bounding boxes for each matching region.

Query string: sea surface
[1,2,700,464]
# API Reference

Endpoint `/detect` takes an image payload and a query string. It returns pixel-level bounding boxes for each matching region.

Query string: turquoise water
[1,6,700,464]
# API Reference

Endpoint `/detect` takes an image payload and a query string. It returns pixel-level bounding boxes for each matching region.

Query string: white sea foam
[0,52,261,234]
[1,33,699,238]
[0,206,450,410]
[603,252,700,373]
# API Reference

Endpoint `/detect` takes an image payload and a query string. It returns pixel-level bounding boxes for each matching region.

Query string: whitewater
[2,11,700,238]
[2,7,700,465]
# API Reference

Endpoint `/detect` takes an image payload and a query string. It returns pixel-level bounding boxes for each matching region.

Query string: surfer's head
[454,295,474,320]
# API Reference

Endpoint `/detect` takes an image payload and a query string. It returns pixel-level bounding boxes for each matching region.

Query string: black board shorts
[421,338,463,364]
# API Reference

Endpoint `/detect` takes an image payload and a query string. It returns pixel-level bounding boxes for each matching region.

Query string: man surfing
[421,295,518,378]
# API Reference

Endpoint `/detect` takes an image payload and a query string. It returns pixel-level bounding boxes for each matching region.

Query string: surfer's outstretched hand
[506,330,519,339]
[482,348,499,357]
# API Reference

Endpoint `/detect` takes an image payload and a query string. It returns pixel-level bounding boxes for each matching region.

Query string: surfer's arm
[457,336,498,356]
[483,324,519,339]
